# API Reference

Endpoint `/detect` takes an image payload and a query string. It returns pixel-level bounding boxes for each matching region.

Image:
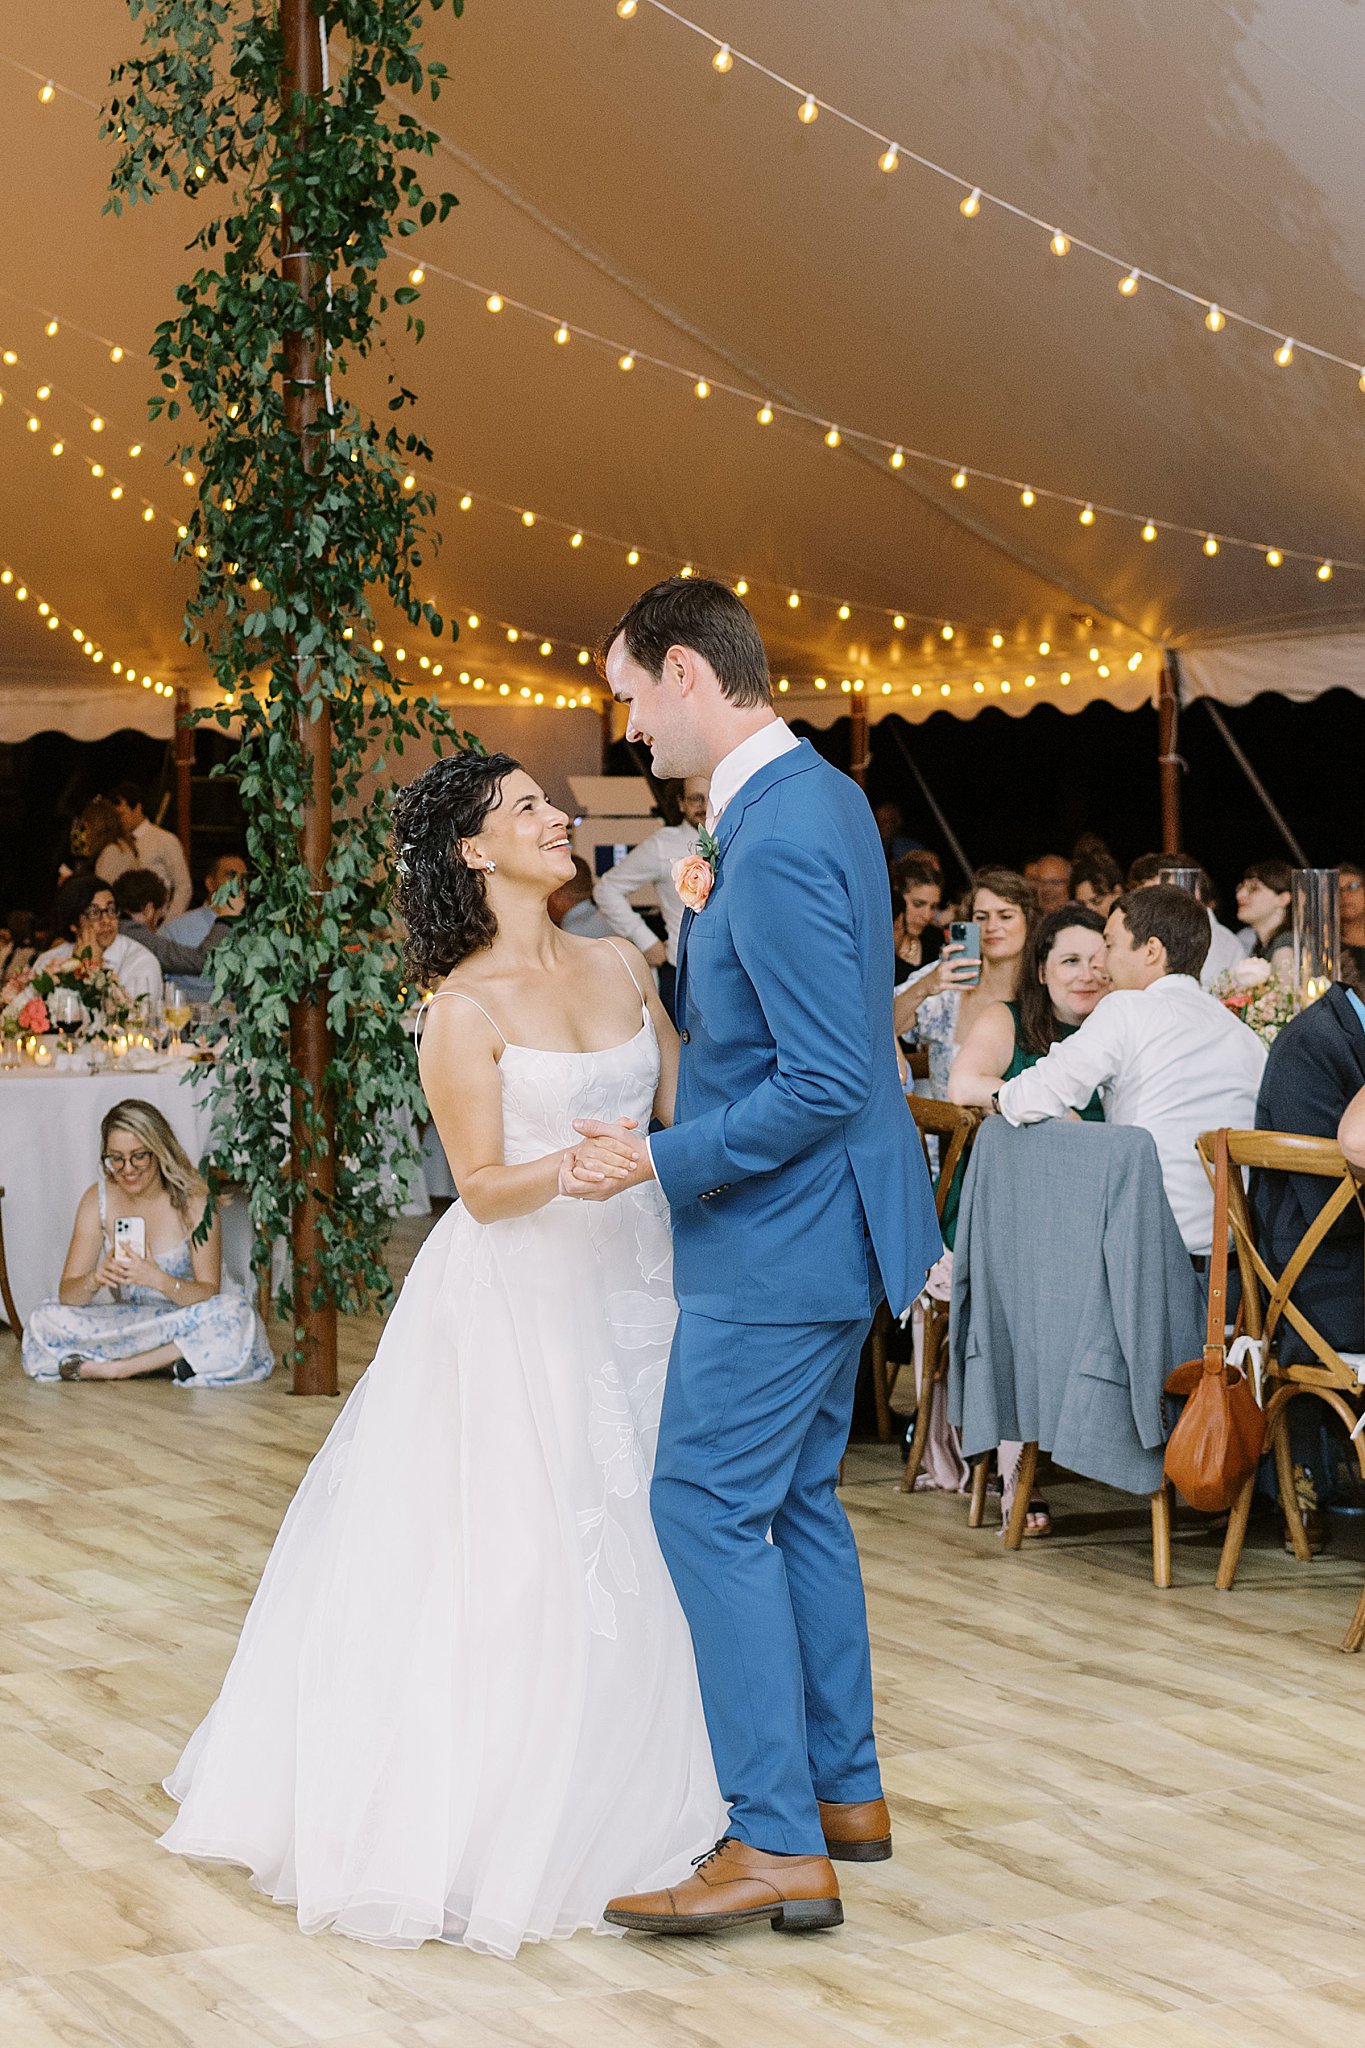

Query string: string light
[1142,521,1157,541]
[712,42,733,72]
[889,446,904,468]
[554,322,570,344]
[618,353,634,371]
[1274,338,1294,368]
[694,378,710,398]
[1049,230,1070,257]
[485,292,503,313]
[616,0,637,15]
[757,403,774,425]
[1119,268,1141,296]
[960,187,981,218]
[1203,533,1219,556]
[38,79,55,103]
[1020,488,1035,507]
[951,469,967,489]
[824,426,841,448]
[1079,503,1095,526]
[797,93,818,124]
[520,509,535,526]
[1318,560,1334,581]
[879,143,899,173]
[1266,547,1283,567]
[1206,304,1225,332]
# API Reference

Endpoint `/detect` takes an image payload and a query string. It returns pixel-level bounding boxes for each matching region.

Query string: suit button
[681,1029,691,1043]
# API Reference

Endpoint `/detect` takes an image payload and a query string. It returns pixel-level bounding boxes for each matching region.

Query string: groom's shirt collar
[705,718,799,831]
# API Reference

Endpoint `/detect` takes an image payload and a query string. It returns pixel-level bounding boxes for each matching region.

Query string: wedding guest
[97,782,192,919]
[898,868,1037,1098]
[1236,860,1296,970]
[114,869,223,981]
[22,1101,271,1385]
[1341,1079,1365,1171]
[594,776,708,1017]
[998,886,1266,1255]
[1023,854,1071,915]
[30,875,163,1009]
[160,853,247,946]
[63,795,137,888]
[948,905,1109,1119]
[0,908,36,985]
[1126,851,1243,987]
[874,798,921,867]
[548,855,615,938]
[1070,850,1124,917]
[1341,863,1365,985]
[891,853,943,976]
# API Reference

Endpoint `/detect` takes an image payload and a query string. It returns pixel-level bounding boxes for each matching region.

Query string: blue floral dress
[22,1180,273,1387]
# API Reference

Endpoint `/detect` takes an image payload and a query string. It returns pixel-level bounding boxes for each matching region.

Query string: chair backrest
[1197,1127,1363,1387]
[910,1097,982,1225]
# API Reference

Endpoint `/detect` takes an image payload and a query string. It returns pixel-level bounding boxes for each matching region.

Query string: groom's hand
[572,1118,655,1192]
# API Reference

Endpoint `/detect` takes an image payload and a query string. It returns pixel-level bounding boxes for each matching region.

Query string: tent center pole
[1157,656,1181,853]
[849,691,869,788]
[174,685,193,861]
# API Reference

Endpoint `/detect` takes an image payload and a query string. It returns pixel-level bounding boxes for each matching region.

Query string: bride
[159,748,726,1956]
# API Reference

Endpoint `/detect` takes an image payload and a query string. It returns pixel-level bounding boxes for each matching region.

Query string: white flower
[1231,956,1274,989]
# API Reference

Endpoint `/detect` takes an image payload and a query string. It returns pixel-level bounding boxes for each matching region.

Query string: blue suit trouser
[651,1309,882,1856]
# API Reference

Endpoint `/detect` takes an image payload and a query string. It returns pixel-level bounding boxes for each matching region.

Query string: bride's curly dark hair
[391,749,521,983]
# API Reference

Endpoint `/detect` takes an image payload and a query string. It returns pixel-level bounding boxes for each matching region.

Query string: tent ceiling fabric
[3,0,1365,738]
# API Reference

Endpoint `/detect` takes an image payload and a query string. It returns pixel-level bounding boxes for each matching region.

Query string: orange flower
[672,852,714,913]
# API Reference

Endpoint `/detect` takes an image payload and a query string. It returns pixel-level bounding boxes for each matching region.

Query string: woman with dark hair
[1235,859,1295,969]
[891,851,943,976]
[948,904,1110,1116]
[161,749,725,1956]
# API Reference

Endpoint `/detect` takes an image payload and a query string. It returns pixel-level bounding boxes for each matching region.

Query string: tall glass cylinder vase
[1156,864,1202,896]
[1292,868,1339,1009]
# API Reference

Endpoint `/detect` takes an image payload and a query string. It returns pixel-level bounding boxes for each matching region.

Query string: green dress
[939,1002,1105,1249]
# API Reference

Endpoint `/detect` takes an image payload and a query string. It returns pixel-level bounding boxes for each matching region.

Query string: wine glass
[163,982,192,1053]
[49,988,84,1049]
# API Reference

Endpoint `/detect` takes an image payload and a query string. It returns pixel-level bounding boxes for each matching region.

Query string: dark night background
[4,685,1362,926]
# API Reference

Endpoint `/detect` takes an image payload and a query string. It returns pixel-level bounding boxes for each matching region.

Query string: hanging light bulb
[879,143,899,173]
[92,464,104,478]
[1119,268,1141,296]
[626,548,640,565]
[1205,304,1225,332]
[838,604,851,620]
[1,350,15,365]
[787,592,800,608]
[485,292,503,313]
[889,446,905,469]
[110,345,124,362]
[615,0,637,16]
[554,322,570,345]
[824,426,841,448]
[735,578,749,595]
[1079,502,1095,525]
[466,615,479,629]
[1142,520,1157,541]
[89,416,105,433]
[539,640,553,657]
[991,633,1004,649]
[1203,533,1219,556]
[1050,229,1070,256]
[50,440,63,456]
[941,624,954,641]
[521,509,535,526]
[1274,338,1294,367]
[1020,487,1035,507]
[712,42,733,72]
[1318,560,1334,581]
[618,352,634,372]
[1038,641,1050,655]
[1265,546,1283,567]
[1128,653,1144,671]
[577,649,591,664]
[45,319,58,337]
[1359,369,1365,394]
[694,378,710,399]
[893,614,906,630]
[402,473,417,491]
[408,265,425,285]
[38,80,55,103]
[756,402,774,424]
[797,93,818,124]
[951,469,967,489]
[459,493,472,511]
[35,384,51,400]
[570,531,583,548]
[960,186,982,218]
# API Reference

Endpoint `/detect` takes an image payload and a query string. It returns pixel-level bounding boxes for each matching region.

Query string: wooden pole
[1157,656,1181,854]
[599,694,615,774]
[849,689,870,789]
[281,0,336,1397]
[173,685,193,861]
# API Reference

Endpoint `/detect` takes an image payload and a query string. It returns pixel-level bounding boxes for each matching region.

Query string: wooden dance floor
[4,1216,1365,2047]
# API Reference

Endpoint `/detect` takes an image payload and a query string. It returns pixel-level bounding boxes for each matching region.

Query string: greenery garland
[104,0,472,1346]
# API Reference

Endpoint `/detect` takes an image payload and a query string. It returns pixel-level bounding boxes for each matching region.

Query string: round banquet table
[0,1060,218,1329]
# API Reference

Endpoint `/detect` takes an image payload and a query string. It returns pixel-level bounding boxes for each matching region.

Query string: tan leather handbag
[1163,1128,1267,1513]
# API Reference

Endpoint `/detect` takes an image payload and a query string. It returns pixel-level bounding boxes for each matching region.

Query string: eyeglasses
[102,1149,153,1173]
[87,902,119,919]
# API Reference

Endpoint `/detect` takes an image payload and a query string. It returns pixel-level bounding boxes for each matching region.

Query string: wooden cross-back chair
[878,1098,981,1488]
[1197,1128,1365,1651]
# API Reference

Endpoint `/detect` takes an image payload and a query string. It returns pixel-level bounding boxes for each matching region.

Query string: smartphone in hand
[947,922,983,986]
[113,1216,147,1263]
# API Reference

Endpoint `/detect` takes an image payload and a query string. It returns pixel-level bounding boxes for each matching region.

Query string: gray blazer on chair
[947,1119,1205,1496]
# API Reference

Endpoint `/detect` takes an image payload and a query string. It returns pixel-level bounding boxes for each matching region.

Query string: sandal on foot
[58,1355,89,1382]
[1023,1497,1053,1539]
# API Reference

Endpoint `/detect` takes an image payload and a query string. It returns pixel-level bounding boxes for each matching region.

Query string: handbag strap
[1204,1127,1230,1375]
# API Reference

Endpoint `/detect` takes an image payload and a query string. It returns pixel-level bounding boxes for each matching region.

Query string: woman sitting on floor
[22,1100,272,1386]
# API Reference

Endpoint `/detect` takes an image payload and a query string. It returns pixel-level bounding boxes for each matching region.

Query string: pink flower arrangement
[17,996,49,1034]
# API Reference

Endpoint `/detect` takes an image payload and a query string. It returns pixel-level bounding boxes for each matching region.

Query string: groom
[568,578,940,1935]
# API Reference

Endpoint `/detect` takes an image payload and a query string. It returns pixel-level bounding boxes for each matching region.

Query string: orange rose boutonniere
[672,826,720,914]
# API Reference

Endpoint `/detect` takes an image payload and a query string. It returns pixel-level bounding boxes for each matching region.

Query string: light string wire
[389,246,1362,582]
[2,57,1352,584]
[613,0,1365,388]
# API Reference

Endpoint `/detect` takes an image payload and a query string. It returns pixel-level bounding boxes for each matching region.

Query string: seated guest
[1023,854,1071,915]
[62,795,137,889]
[548,856,614,938]
[1127,851,1243,987]
[0,908,36,985]
[1235,860,1296,970]
[114,869,225,982]
[897,868,1037,1097]
[96,783,193,918]
[22,1101,272,1385]
[949,904,1109,1121]
[998,886,1266,1255]
[30,875,163,1008]
[1341,1080,1365,1171]
[1070,850,1124,917]
[1340,862,1365,985]
[892,852,943,977]
[161,853,248,947]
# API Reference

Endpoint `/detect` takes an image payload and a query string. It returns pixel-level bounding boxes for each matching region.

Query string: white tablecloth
[0,1063,218,1326]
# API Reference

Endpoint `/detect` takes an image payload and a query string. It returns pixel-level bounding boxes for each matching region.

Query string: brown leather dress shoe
[818,1796,892,1862]
[603,1838,843,1935]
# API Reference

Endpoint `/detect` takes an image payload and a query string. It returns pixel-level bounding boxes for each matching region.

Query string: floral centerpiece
[4,951,137,1043]
[1212,956,1297,1047]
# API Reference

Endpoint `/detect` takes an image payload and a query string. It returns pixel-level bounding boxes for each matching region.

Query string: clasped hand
[557,1118,654,1201]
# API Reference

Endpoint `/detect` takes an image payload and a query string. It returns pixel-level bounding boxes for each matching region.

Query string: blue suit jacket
[650,740,941,1324]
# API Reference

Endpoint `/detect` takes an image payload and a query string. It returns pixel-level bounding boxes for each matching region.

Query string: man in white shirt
[998,884,1266,1255]
[96,783,193,920]
[594,775,709,971]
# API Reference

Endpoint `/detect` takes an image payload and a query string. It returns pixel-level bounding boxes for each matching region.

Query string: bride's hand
[559,1148,629,1201]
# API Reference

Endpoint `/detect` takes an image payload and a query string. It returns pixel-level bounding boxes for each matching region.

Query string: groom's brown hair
[598,577,772,709]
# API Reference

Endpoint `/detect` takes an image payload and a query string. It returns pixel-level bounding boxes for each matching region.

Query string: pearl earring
[484,860,496,875]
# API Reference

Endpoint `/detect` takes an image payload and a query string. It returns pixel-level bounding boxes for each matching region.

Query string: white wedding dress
[160,988,726,1956]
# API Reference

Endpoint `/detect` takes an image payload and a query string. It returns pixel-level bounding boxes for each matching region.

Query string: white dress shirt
[594,823,699,964]
[997,974,1267,1254]
[705,718,800,828]
[31,933,164,1009]
[1201,911,1245,990]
